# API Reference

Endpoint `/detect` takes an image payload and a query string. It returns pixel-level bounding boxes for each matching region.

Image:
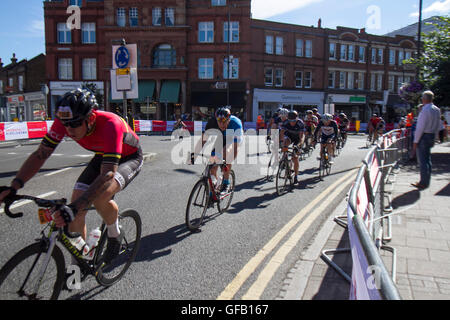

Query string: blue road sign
[115,46,130,69]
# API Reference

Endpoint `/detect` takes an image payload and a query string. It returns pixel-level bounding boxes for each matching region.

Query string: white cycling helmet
[278,108,289,117]
[322,113,333,122]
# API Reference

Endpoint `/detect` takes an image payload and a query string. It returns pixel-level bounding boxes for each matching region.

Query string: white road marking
[44,167,73,177]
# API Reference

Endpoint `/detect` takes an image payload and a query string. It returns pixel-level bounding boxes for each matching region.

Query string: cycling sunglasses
[61,118,85,128]
[216,117,230,124]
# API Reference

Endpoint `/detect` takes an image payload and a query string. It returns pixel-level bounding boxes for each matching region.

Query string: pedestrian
[439,115,448,143]
[411,91,441,190]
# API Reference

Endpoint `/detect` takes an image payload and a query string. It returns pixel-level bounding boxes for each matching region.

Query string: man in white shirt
[411,90,441,189]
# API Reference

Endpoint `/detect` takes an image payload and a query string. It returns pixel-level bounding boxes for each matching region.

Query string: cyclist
[368,114,381,144]
[191,107,243,195]
[314,113,339,163]
[304,110,319,147]
[0,89,143,264]
[337,113,349,143]
[312,108,322,122]
[375,119,386,140]
[280,111,305,184]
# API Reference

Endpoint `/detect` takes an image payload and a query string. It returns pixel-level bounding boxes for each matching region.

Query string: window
[18,76,24,91]
[329,43,336,59]
[165,8,175,26]
[224,22,239,43]
[8,78,13,87]
[264,68,273,86]
[153,44,176,67]
[212,0,226,5]
[328,72,335,88]
[82,58,96,80]
[397,76,404,89]
[340,44,347,61]
[265,35,274,54]
[305,40,312,58]
[356,72,364,90]
[275,37,283,55]
[224,57,239,79]
[371,48,377,64]
[69,0,82,6]
[275,68,283,87]
[370,74,376,91]
[81,23,96,44]
[58,58,72,80]
[198,58,213,79]
[152,8,162,26]
[0,80,3,94]
[377,48,383,64]
[199,22,214,43]
[304,71,312,88]
[405,51,412,62]
[348,45,354,61]
[129,8,138,26]
[358,47,365,62]
[347,72,354,89]
[377,74,383,91]
[388,75,395,92]
[389,49,395,65]
[296,39,304,57]
[117,8,126,27]
[339,72,346,89]
[398,50,404,65]
[295,71,303,88]
[57,23,71,44]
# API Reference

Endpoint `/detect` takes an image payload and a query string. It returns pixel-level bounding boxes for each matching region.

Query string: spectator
[411,91,441,190]
[439,115,448,143]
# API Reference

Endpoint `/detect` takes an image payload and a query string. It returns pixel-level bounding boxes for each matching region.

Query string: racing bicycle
[275,146,298,195]
[0,193,141,300]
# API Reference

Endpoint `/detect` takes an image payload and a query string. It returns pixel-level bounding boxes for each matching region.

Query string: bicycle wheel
[276,159,291,195]
[326,159,332,175]
[185,179,209,231]
[217,170,236,214]
[95,209,142,287]
[266,152,277,181]
[0,242,66,300]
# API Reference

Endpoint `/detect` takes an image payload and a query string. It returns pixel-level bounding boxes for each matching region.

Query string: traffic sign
[115,46,130,69]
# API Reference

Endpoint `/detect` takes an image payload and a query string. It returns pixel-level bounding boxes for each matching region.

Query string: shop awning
[159,80,180,104]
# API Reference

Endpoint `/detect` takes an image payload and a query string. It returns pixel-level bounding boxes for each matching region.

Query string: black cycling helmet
[339,113,346,118]
[56,88,97,122]
[215,106,231,120]
[288,111,298,120]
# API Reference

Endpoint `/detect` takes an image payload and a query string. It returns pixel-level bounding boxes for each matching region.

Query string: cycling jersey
[338,118,349,131]
[369,117,381,129]
[315,120,338,143]
[281,119,305,145]
[43,110,140,165]
[204,115,244,146]
[304,115,319,132]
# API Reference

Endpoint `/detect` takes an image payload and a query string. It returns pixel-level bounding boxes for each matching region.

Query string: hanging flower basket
[398,80,424,106]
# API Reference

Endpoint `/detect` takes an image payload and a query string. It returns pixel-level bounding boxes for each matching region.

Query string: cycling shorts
[74,146,143,192]
[320,134,335,145]
[284,133,301,146]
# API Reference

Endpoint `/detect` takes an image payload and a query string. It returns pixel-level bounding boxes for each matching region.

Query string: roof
[384,16,443,40]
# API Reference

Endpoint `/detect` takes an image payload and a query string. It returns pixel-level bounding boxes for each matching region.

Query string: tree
[408,16,450,106]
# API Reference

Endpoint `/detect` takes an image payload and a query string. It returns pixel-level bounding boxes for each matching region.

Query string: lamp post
[416,0,423,78]
[227,3,231,107]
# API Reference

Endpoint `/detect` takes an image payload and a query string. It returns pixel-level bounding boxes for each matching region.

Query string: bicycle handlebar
[2,194,67,219]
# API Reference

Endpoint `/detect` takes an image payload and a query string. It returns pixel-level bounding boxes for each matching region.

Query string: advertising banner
[152,121,166,132]
[27,121,48,139]
[4,122,28,141]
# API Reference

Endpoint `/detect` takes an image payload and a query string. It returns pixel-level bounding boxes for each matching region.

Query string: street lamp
[416,0,423,78]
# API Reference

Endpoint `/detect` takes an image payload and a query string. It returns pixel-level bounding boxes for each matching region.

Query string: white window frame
[198,22,214,43]
[348,45,354,62]
[347,72,354,89]
[165,8,175,26]
[0,80,3,94]
[275,37,283,55]
[371,48,377,64]
[296,39,304,57]
[212,0,226,6]
[264,68,273,86]
[358,46,365,63]
[198,58,214,79]
[305,40,313,58]
[378,48,383,64]
[82,58,97,80]
[117,7,126,27]
[398,50,404,65]
[81,22,96,44]
[356,72,364,90]
[58,58,73,80]
[339,72,346,89]
[224,21,239,43]
[152,8,162,26]
[377,74,383,91]
[329,43,336,60]
[265,35,274,54]
[129,8,138,27]
[8,78,13,87]
[57,23,71,44]
[370,74,376,91]
[224,57,239,79]
[340,44,347,61]
[389,49,396,65]
[304,71,312,88]
[275,68,283,87]
[18,75,23,91]
[295,71,303,88]
[388,75,395,92]
[328,71,335,88]
[69,0,82,7]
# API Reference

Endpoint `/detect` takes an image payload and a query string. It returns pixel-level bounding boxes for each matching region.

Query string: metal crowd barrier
[321,129,408,300]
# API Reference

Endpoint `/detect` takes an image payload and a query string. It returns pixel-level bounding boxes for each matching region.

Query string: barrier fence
[322,128,409,300]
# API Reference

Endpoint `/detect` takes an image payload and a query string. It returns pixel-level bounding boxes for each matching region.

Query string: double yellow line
[217,167,359,300]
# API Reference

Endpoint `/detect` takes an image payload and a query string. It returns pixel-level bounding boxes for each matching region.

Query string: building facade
[43,0,417,123]
[0,54,47,122]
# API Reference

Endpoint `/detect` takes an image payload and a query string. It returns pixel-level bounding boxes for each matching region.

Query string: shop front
[328,94,368,122]
[50,81,104,119]
[6,94,25,122]
[190,81,247,121]
[24,92,47,121]
[252,88,324,123]
[385,93,410,123]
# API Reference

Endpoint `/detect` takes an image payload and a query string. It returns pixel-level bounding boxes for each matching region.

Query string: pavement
[278,141,450,300]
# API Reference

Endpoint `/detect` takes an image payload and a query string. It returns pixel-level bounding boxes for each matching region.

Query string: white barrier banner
[139,120,152,132]
[194,121,203,132]
[4,122,28,141]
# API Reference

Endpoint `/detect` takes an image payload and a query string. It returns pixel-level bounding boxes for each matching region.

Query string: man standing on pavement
[411,90,441,190]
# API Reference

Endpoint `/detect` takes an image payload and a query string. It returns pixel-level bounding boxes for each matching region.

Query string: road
[0,134,370,300]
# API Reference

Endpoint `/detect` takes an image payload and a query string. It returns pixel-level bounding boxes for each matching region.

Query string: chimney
[318,18,322,28]
[360,28,366,34]
[0,58,3,68]
[11,53,17,64]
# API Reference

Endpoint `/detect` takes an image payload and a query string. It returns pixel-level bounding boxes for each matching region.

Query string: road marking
[44,167,73,177]
[0,191,58,214]
[217,167,359,300]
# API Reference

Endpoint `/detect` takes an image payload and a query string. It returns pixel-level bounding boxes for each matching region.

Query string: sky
[0,0,449,65]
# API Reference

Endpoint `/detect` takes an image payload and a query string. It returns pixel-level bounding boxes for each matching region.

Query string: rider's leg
[93,180,121,237]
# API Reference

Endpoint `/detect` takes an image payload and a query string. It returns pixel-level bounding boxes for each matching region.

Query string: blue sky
[0,0,449,65]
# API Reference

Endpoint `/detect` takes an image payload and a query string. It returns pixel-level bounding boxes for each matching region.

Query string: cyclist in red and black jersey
[0,89,143,263]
